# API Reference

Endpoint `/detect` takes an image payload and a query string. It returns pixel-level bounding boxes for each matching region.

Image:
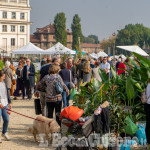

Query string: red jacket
[117,63,126,75]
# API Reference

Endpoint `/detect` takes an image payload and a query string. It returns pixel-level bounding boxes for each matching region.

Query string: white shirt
[0,82,8,106]
[100,62,110,73]
[146,83,150,104]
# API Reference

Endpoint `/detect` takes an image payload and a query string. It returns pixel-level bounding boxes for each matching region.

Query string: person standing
[35,57,52,116]
[117,58,127,75]
[100,57,110,76]
[67,58,75,79]
[0,70,12,142]
[23,59,35,100]
[144,78,150,147]
[83,60,92,83]
[3,61,13,95]
[13,62,25,100]
[38,64,69,126]
[92,62,102,82]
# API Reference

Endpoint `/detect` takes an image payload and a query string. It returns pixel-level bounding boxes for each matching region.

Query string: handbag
[34,98,42,115]
[56,74,63,94]
[69,71,75,89]
[12,74,17,80]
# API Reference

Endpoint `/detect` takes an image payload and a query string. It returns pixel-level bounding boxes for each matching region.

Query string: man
[0,70,12,142]
[100,57,110,75]
[67,58,75,79]
[52,57,61,66]
[23,59,35,100]
[35,57,52,116]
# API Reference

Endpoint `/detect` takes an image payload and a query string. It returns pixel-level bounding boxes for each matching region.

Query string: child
[0,70,12,142]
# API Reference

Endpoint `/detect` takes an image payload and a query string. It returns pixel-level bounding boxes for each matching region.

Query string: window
[2,11,7,18]
[20,13,25,19]
[53,35,56,39]
[11,25,15,32]
[44,35,47,39]
[11,12,16,19]
[20,26,24,32]
[11,38,15,46]
[44,43,47,47]
[2,25,7,32]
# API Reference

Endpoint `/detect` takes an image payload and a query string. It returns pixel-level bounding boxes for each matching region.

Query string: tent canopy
[12,42,44,54]
[97,51,108,57]
[89,53,98,59]
[116,45,149,57]
[43,42,76,55]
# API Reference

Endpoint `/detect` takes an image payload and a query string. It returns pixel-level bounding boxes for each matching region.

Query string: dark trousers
[46,101,62,126]
[145,104,150,144]
[25,80,32,99]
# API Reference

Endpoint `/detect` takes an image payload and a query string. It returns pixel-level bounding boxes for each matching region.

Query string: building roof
[82,43,101,48]
[34,23,72,34]
[30,35,40,42]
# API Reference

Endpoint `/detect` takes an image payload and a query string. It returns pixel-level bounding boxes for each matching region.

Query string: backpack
[55,75,63,94]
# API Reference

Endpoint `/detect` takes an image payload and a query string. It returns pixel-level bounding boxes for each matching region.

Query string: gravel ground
[0,97,63,150]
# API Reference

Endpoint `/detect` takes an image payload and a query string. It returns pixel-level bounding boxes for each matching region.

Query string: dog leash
[3,107,45,123]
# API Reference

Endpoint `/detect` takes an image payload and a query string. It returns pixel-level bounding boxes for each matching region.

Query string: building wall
[0,0,31,53]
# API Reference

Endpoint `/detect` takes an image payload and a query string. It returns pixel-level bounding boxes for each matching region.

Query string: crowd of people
[0,54,150,146]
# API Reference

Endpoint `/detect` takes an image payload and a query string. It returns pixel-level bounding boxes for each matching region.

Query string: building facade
[0,0,31,54]
[82,43,102,53]
[30,23,73,50]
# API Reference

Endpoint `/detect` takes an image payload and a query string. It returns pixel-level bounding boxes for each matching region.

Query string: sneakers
[2,133,11,141]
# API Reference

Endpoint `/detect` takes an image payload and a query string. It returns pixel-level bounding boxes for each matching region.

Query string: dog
[28,116,60,144]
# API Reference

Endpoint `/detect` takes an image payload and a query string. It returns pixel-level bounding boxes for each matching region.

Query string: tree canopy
[116,24,150,48]
[83,34,99,44]
[54,12,67,46]
[71,14,83,51]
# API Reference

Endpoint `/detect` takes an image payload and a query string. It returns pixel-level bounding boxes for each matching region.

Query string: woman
[83,60,92,83]
[38,64,69,126]
[92,62,102,82]
[117,58,127,75]
[10,61,16,96]
[145,78,150,148]
[3,61,13,95]
[59,63,73,108]
[13,63,25,100]
[0,70,12,142]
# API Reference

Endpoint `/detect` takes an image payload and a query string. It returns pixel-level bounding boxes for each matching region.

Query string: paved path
[0,98,57,150]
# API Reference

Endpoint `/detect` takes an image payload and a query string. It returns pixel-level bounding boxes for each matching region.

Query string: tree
[71,14,83,51]
[83,35,99,44]
[54,12,67,46]
[116,24,150,48]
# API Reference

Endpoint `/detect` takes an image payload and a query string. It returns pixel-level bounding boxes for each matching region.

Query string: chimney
[47,27,50,33]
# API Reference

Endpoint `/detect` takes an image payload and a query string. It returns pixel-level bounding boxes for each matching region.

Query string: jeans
[0,105,9,134]
[62,82,70,108]
[47,101,62,126]
[145,104,150,144]
[25,80,32,99]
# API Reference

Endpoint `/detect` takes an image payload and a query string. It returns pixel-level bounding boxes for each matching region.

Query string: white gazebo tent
[43,42,76,55]
[12,42,44,54]
[97,51,108,57]
[89,53,98,59]
[116,45,149,57]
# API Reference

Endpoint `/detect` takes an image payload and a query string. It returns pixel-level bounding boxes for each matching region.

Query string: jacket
[3,67,13,89]
[23,64,35,88]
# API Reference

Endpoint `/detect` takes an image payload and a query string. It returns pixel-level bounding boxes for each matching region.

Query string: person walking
[38,64,69,126]
[0,70,12,142]
[3,61,13,95]
[23,59,35,100]
[59,63,73,108]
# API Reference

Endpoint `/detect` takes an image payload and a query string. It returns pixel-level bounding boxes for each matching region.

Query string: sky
[30,0,150,41]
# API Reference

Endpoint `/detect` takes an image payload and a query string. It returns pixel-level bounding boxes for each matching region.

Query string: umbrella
[116,45,149,57]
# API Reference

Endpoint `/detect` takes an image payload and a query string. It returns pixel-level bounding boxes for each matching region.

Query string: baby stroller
[56,106,99,150]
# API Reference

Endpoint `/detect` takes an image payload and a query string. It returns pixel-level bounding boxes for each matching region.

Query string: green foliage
[54,12,67,46]
[83,34,99,44]
[116,24,150,49]
[0,60,5,70]
[71,14,83,51]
